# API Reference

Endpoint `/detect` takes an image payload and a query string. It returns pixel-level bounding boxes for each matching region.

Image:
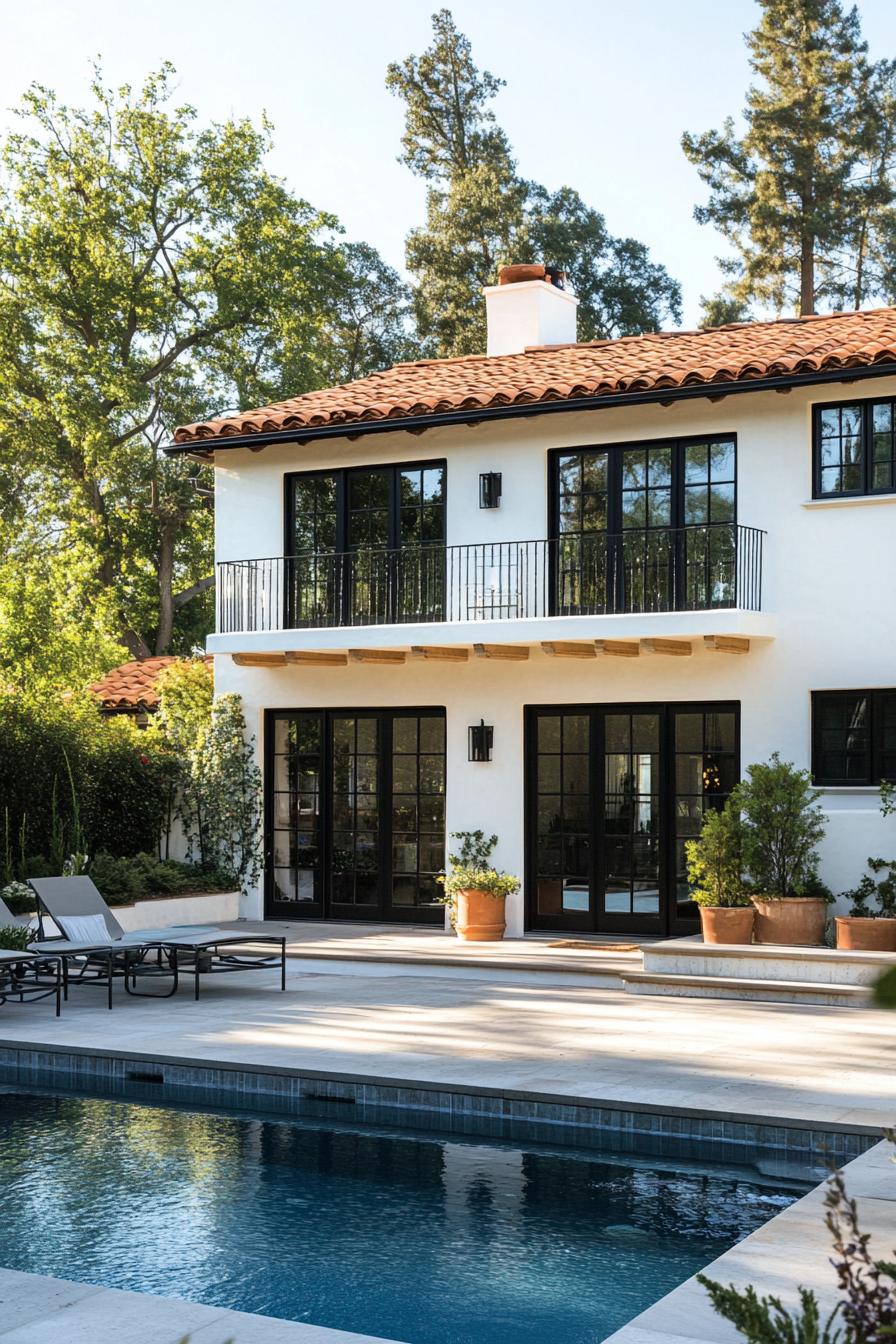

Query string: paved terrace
[1,941,894,1129]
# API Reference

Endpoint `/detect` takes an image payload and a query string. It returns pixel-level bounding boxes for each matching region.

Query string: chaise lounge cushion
[56,913,114,946]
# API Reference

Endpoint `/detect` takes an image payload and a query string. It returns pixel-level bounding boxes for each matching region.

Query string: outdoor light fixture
[479,471,502,509]
[468,719,494,762]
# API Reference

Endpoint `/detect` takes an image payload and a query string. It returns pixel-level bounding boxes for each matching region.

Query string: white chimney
[483,264,579,356]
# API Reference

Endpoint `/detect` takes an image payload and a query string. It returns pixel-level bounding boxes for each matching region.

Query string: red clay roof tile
[172,307,896,445]
[89,656,212,710]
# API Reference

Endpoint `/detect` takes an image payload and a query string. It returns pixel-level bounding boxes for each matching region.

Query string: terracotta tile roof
[173,307,896,445]
[89,656,212,711]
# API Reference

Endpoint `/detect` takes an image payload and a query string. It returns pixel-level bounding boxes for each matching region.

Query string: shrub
[731,753,827,898]
[685,805,749,908]
[0,880,36,915]
[0,693,176,874]
[0,926,31,951]
[87,851,237,905]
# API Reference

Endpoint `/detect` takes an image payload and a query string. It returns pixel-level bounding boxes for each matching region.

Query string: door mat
[547,940,640,952]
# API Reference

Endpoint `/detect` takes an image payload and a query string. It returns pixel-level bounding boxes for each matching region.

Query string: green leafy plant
[438,831,520,902]
[731,754,827,899]
[158,666,262,895]
[685,804,749,908]
[842,862,896,920]
[0,925,31,952]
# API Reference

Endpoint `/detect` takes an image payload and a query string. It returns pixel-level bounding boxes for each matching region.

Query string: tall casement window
[527,702,739,935]
[551,436,737,615]
[266,709,446,923]
[811,690,896,785]
[285,462,446,626]
[813,399,896,498]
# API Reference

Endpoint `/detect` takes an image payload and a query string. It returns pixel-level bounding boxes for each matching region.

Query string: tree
[682,0,893,316]
[389,10,681,356]
[0,65,412,682]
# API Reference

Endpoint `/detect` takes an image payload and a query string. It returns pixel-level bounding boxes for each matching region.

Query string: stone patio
[2,938,895,1342]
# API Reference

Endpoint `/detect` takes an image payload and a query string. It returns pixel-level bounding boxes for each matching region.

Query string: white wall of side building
[210,377,896,927]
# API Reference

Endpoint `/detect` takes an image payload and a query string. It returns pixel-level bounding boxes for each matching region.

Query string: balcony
[213,524,769,658]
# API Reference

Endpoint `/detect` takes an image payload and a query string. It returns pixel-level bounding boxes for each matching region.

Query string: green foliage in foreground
[0,925,31,951]
[700,1157,896,1343]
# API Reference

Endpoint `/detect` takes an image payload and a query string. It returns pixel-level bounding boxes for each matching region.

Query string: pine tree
[389,10,680,356]
[682,0,890,316]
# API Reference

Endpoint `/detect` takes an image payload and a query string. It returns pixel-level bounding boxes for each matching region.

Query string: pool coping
[0,1038,878,1171]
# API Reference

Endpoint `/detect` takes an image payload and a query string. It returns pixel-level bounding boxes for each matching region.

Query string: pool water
[0,1090,804,1344]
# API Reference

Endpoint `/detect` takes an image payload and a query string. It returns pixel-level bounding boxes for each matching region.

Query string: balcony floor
[208,608,776,660]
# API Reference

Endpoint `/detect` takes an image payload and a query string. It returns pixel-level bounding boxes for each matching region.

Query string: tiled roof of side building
[89,655,213,710]
[173,307,896,444]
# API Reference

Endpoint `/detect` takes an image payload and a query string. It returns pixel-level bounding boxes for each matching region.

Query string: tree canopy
[0,64,411,685]
[389,9,682,355]
[682,0,896,317]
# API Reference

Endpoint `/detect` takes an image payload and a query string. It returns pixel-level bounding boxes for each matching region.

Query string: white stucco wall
[210,377,896,927]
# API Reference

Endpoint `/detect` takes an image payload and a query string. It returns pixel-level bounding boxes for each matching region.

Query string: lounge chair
[26,877,178,1009]
[28,876,286,1002]
[0,894,35,930]
[0,949,63,1015]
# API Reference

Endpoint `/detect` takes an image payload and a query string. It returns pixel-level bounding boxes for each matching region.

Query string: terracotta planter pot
[700,906,755,945]
[455,889,506,942]
[751,896,827,946]
[835,916,896,952]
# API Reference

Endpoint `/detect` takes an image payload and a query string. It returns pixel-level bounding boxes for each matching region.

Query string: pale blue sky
[4,0,896,327]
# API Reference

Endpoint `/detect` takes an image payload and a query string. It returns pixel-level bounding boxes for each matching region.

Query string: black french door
[550,437,738,615]
[525,702,739,935]
[285,462,446,627]
[265,708,446,924]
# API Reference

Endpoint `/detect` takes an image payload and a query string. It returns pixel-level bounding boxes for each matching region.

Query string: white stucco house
[166,267,896,937]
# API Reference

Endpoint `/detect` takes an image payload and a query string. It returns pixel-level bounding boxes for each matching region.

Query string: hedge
[0,693,177,877]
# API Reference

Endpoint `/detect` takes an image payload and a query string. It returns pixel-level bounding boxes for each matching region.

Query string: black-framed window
[286,461,446,558]
[551,435,737,615]
[811,690,896,785]
[284,461,446,627]
[527,701,740,935]
[813,398,896,498]
[267,708,446,921]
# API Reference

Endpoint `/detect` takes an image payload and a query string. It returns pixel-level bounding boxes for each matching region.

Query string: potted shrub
[732,754,829,945]
[685,804,754,944]
[836,861,896,951]
[438,831,520,942]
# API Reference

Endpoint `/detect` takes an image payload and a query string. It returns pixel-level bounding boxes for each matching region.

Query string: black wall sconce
[479,471,502,509]
[468,719,494,762]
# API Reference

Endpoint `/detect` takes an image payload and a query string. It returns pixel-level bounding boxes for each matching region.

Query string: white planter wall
[113,891,241,932]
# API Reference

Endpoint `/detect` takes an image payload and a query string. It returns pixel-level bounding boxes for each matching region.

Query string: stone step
[622,969,871,1006]
[642,938,896,987]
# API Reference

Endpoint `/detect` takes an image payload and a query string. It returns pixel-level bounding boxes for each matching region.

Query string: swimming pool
[0,1088,807,1344]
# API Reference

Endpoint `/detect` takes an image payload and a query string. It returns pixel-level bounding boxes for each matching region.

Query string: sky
[4,0,896,329]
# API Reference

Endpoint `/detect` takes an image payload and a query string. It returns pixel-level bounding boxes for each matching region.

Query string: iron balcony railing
[217,523,764,634]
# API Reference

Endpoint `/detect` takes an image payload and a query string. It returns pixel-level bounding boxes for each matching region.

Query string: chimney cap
[498,263,567,289]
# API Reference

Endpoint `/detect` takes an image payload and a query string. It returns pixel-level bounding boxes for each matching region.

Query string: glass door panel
[389,713,446,916]
[288,475,339,626]
[329,715,382,912]
[396,466,446,622]
[555,451,610,615]
[602,713,661,922]
[268,713,323,917]
[671,709,738,927]
[347,470,391,624]
[532,711,593,927]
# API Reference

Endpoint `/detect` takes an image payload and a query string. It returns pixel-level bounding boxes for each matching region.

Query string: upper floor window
[813,398,896,498]
[811,689,896,786]
[286,461,445,557]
